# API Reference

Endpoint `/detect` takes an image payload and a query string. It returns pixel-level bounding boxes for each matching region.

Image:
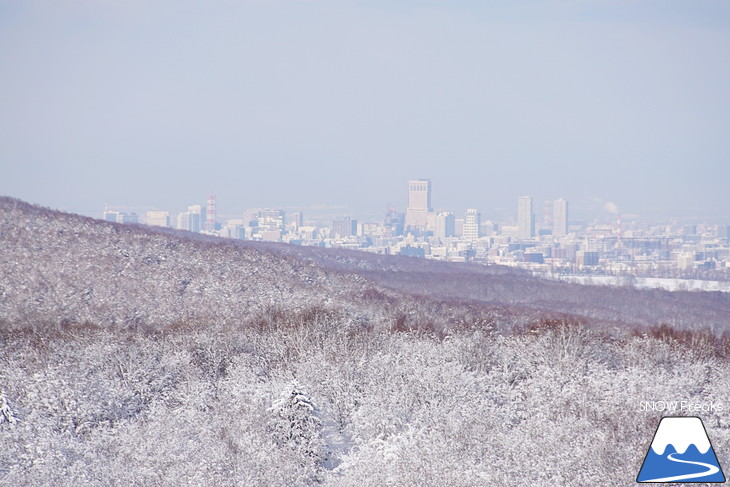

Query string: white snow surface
[650,417,712,455]
[549,275,730,293]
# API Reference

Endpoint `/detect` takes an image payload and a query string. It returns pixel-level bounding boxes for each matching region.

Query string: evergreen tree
[269,384,325,482]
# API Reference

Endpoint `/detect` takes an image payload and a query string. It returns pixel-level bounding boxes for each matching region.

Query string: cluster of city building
[103,179,730,279]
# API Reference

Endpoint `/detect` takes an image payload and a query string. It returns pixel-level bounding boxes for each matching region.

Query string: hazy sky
[2,0,729,222]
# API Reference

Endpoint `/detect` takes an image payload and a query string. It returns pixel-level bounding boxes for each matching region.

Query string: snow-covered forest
[2,318,729,486]
[1,197,729,485]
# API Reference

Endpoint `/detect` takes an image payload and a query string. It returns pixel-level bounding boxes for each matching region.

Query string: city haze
[2,1,730,220]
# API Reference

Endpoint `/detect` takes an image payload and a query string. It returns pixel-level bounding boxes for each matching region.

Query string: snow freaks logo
[637,416,726,483]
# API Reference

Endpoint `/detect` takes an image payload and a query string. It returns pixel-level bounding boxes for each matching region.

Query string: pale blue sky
[1,0,729,221]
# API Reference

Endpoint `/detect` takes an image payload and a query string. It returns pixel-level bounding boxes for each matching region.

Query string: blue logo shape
[637,416,726,483]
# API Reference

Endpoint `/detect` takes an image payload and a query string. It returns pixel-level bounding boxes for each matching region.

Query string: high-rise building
[117,212,138,224]
[454,218,464,237]
[103,206,137,224]
[255,209,284,241]
[552,198,568,237]
[146,211,170,227]
[576,250,599,267]
[384,205,404,237]
[332,217,357,237]
[223,219,245,239]
[543,199,553,230]
[177,205,202,232]
[433,212,456,239]
[463,209,481,242]
[290,211,304,228]
[517,196,534,240]
[480,220,498,236]
[205,195,217,232]
[103,205,117,222]
[404,179,432,231]
[257,209,285,231]
[243,208,261,228]
[176,213,188,231]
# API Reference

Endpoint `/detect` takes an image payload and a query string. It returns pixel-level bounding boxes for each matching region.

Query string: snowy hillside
[1,197,729,333]
[0,197,377,330]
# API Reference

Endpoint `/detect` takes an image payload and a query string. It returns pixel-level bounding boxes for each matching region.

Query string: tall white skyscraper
[404,179,432,231]
[517,196,534,240]
[463,209,481,242]
[552,198,568,237]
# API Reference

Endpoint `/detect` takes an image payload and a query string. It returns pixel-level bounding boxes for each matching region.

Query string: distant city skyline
[2,1,729,221]
[96,178,727,232]
[93,199,693,228]
[95,178,730,281]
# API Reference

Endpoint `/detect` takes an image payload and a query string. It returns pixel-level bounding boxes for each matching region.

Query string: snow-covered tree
[269,383,325,482]
[0,390,17,426]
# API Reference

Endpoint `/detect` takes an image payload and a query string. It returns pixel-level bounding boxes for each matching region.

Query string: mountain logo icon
[637,416,726,483]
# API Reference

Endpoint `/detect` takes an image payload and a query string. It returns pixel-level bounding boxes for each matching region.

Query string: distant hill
[1,196,728,333]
